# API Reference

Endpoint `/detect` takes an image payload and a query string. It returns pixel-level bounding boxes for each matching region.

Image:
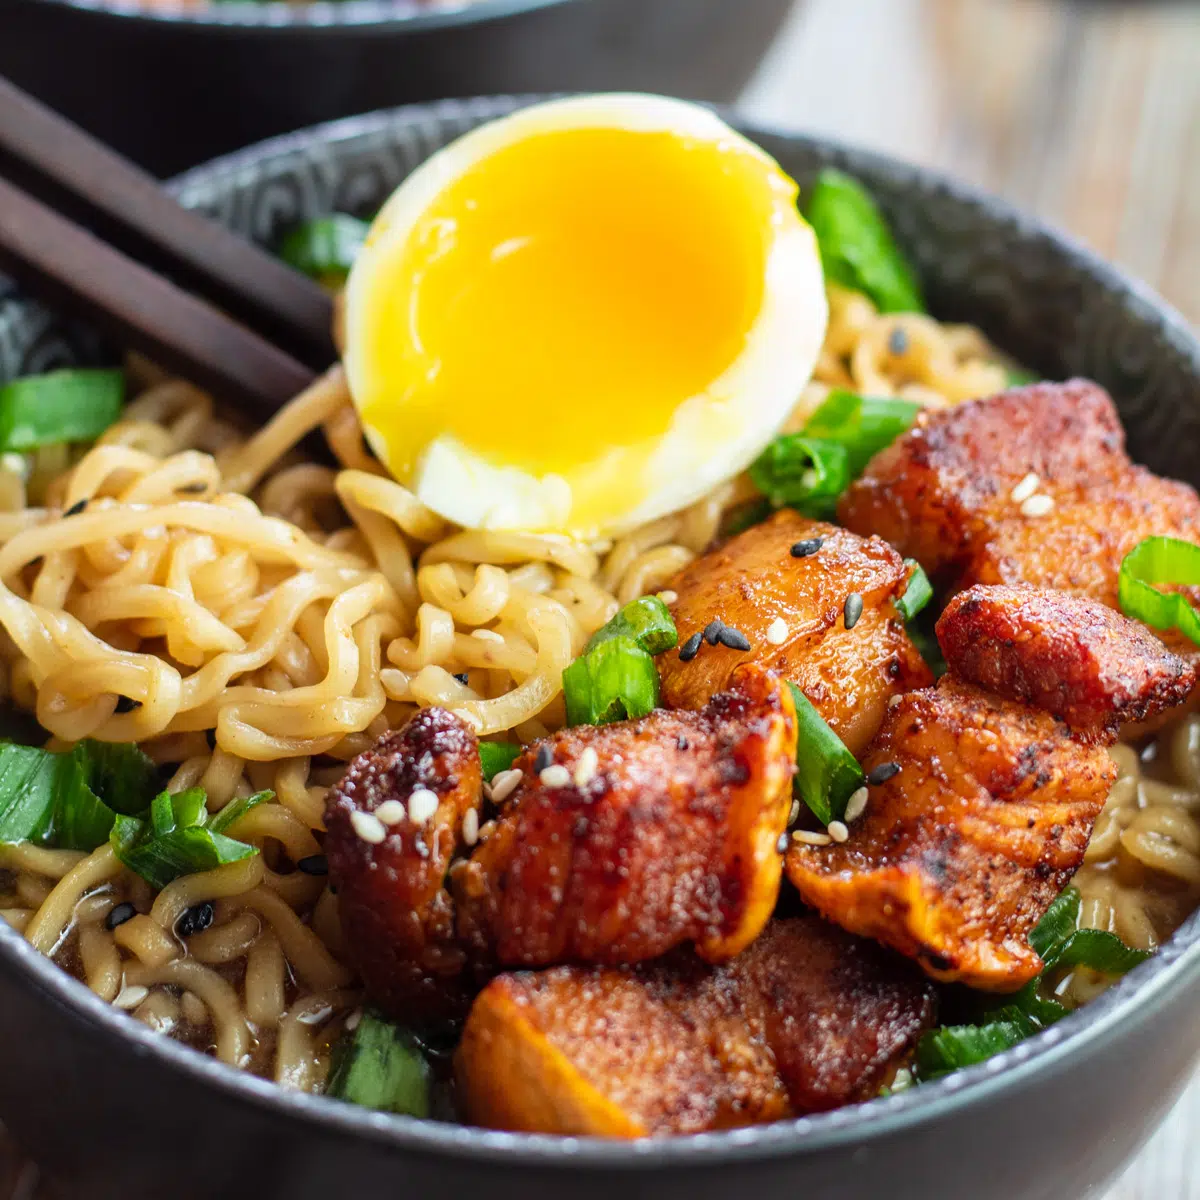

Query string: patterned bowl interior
[1,95,1200,1144]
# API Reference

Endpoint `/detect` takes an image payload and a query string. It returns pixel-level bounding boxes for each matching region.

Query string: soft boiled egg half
[342,94,828,538]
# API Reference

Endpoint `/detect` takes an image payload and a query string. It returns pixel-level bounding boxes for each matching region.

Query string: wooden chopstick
[0,75,336,371]
[0,174,317,418]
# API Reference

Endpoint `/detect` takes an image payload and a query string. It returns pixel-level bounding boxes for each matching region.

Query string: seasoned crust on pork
[324,707,483,1024]
[937,585,1195,739]
[659,509,931,756]
[456,663,796,967]
[838,380,1200,641]
[326,666,796,1022]
[785,677,1116,991]
[455,917,937,1137]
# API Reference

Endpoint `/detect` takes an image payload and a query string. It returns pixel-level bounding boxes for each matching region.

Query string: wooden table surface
[744,2,1200,1196]
[3,2,1199,1197]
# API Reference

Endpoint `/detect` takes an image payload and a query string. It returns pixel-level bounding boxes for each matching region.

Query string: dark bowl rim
[15,0,576,34]
[3,96,1200,1169]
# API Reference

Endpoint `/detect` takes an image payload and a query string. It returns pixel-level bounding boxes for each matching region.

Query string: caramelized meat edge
[937,584,1195,739]
[456,916,937,1137]
[660,509,931,755]
[839,380,1200,657]
[785,678,1116,991]
[325,665,796,1022]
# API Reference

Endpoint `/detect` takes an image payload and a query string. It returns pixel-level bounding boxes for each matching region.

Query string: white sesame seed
[374,799,407,826]
[462,808,480,847]
[1020,493,1055,518]
[350,810,387,844]
[574,746,599,788]
[407,788,439,826]
[490,768,523,804]
[657,590,678,605]
[471,629,505,643]
[827,820,850,843]
[114,985,149,1011]
[1010,472,1040,504]
[789,799,801,825]
[792,829,832,847]
[766,617,788,646]
[344,1009,362,1032]
[297,1004,333,1027]
[540,764,571,788]
[845,787,869,823]
[888,693,903,710]
[478,819,497,843]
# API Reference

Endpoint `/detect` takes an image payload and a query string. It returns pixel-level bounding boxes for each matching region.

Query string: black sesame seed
[64,498,88,517]
[790,538,824,558]
[297,854,329,877]
[844,593,864,630]
[177,482,207,495]
[453,672,469,685]
[702,619,725,645]
[105,902,136,931]
[534,745,552,774]
[716,625,752,652]
[867,761,902,786]
[114,696,141,714]
[678,631,702,662]
[676,734,690,751]
[888,327,910,356]
[176,901,215,938]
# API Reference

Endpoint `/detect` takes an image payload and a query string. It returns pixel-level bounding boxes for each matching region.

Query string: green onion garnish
[110,788,271,891]
[805,169,925,314]
[1118,536,1200,647]
[279,215,369,287]
[915,887,1150,1080]
[479,742,522,782]
[895,560,933,622]
[0,739,157,851]
[1005,366,1040,388]
[562,598,678,728]
[326,1011,432,1117]
[787,681,865,826]
[0,369,124,453]
[748,436,850,519]
[563,636,660,727]
[801,390,921,478]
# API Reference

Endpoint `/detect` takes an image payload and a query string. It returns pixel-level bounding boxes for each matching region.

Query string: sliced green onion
[1040,928,1151,975]
[563,636,659,727]
[0,369,124,453]
[1029,886,1081,961]
[326,1012,432,1117]
[787,681,865,826]
[0,739,158,851]
[748,435,850,518]
[586,595,678,657]
[916,1011,1036,1078]
[805,169,925,314]
[1005,366,1040,388]
[279,215,369,286]
[1118,536,1200,647]
[479,742,522,782]
[895,560,933,622]
[207,790,273,836]
[802,390,921,477]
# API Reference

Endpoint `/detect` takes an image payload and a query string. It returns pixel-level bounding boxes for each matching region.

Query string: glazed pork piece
[838,379,1200,652]
[659,509,931,756]
[785,677,1116,991]
[937,585,1196,740]
[325,664,796,1023]
[456,917,937,1137]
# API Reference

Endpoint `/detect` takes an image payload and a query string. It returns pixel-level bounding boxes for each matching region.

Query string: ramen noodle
[0,282,1192,1093]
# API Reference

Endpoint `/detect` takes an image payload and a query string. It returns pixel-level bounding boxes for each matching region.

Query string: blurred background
[1,0,1198,1196]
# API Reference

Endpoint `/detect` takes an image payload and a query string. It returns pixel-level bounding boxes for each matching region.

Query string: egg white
[344,94,829,538]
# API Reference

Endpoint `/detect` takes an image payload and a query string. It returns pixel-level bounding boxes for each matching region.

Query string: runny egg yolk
[350,121,787,532]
